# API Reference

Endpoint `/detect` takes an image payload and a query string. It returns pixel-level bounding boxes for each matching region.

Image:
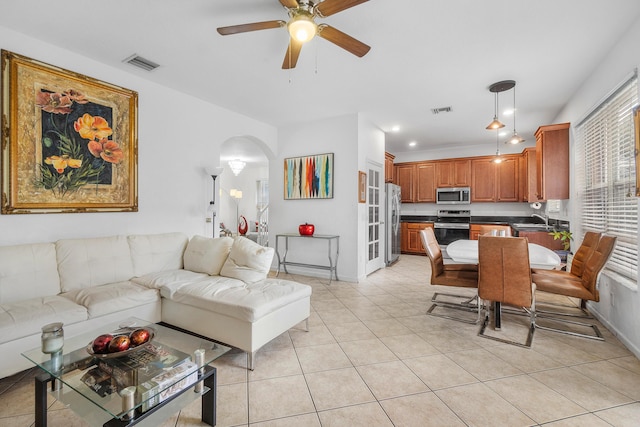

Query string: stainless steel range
[434,209,471,249]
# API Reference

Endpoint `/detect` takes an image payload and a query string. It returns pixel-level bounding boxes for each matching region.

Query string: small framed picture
[358,171,366,203]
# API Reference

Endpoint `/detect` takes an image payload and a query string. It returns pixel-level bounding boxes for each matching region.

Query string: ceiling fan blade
[217,20,285,35]
[316,0,369,17]
[318,25,370,57]
[282,39,303,69]
[279,0,299,8]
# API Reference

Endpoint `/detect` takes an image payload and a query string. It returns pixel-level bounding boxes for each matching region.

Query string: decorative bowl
[86,327,155,359]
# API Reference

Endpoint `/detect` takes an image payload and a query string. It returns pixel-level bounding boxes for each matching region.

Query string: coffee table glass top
[22,317,230,420]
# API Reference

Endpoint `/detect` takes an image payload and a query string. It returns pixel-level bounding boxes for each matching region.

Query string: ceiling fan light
[288,13,317,42]
[228,159,246,176]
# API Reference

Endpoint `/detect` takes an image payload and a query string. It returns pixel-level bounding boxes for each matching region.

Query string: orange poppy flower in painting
[36,92,73,114]
[45,155,82,173]
[88,138,124,164]
[73,113,113,141]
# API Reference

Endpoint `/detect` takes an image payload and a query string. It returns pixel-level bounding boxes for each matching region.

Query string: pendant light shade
[486,91,505,130]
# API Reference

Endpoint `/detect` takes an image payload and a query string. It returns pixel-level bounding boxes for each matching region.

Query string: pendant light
[486,80,515,130]
[505,82,526,144]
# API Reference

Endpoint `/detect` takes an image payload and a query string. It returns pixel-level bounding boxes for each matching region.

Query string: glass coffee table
[22,318,230,427]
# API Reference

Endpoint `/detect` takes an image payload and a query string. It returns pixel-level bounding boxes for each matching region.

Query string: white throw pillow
[183,236,234,276]
[220,237,274,283]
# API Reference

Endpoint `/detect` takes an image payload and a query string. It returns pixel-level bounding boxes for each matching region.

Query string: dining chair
[530,231,601,318]
[420,228,480,324]
[478,224,512,237]
[477,235,536,347]
[532,235,617,340]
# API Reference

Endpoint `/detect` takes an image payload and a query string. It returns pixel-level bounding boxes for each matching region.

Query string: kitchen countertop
[400,215,569,231]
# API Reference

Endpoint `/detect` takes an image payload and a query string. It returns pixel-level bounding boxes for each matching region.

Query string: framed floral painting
[1,50,138,214]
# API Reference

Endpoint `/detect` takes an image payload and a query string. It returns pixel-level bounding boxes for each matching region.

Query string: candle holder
[41,322,64,390]
[120,386,137,420]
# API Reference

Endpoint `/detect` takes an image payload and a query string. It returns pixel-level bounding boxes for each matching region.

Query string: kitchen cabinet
[535,123,570,201]
[401,222,434,254]
[435,159,471,187]
[515,230,564,251]
[415,162,436,202]
[470,155,519,202]
[519,147,537,202]
[395,162,436,203]
[395,164,414,203]
[385,152,395,183]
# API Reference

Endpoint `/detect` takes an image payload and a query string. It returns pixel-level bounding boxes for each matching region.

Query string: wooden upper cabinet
[519,147,537,202]
[471,158,496,202]
[395,164,415,203]
[535,123,570,201]
[496,156,519,202]
[436,159,471,187]
[471,155,519,202]
[415,162,436,202]
[384,152,395,183]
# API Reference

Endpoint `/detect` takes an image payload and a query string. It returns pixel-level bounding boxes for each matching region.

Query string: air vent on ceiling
[122,54,160,71]
[431,106,452,115]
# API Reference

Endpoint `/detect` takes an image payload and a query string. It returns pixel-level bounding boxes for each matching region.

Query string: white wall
[0,25,277,245]
[217,165,269,235]
[553,17,640,357]
[271,114,360,282]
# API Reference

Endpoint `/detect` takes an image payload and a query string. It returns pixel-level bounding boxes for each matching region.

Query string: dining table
[446,239,561,270]
[446,238,561,330]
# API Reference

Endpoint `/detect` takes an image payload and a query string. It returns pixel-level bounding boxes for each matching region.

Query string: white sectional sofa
[0,232,311,378]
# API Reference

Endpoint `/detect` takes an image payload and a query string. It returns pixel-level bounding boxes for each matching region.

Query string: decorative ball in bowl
[299,223,315,236]
[86,327,154,359]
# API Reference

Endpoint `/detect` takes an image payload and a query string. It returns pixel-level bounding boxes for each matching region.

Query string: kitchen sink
[512,223,554,230]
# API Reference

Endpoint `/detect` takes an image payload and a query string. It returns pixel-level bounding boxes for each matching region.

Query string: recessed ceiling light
[503,108,515,116]
[498,131,508,137]
[391,125,400,132]
[409,141,417,147]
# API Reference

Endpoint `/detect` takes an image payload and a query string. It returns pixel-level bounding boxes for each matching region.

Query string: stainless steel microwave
[436,187,470,204]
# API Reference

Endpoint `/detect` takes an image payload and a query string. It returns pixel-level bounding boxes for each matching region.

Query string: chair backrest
[420,228,444,280]
[581,235,617,301]
[478,225,512,237]
[569,231,601,277]
[478,236,532,308]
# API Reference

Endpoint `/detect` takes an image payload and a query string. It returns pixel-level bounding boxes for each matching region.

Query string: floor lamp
[207,167,224,237]
[230,189,243,235]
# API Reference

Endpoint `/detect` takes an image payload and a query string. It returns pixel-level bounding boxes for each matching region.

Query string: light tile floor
[1,254,640,426]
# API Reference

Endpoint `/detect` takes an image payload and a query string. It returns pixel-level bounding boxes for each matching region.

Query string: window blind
[575,73,638,281]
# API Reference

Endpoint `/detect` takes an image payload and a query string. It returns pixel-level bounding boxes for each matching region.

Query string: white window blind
[575,73,638,281]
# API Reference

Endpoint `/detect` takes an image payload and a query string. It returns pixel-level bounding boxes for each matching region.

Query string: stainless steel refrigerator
[385,183,402,265]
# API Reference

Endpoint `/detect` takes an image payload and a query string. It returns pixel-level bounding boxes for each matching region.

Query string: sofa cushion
[61,281,160,318]
[56,235,134,292]
[0,296,88,344]
[183,236,234,276]
[0,243,60,304]
[220,237,274,284]
[128,232,189,277]
[131,269,209,290]
[162,277,311,323]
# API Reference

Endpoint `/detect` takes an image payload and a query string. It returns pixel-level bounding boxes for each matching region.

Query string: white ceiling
[2,0,640,157]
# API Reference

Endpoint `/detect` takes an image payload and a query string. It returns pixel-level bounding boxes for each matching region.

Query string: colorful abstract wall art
[284,153,333,200]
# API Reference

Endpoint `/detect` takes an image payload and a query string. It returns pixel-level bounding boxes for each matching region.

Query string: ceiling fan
[217,0,371,69]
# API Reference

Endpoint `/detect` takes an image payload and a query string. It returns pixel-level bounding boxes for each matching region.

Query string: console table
[275,234,339,284]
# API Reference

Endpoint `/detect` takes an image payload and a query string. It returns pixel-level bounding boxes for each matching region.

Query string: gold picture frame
[358,171,366,203]
[1,50,138,214]
[635,105,640,197]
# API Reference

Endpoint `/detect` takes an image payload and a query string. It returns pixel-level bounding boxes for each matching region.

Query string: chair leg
[534,317,604,340]
[477,298,535,348]
[427,293,481,324]
[536,298,594,319]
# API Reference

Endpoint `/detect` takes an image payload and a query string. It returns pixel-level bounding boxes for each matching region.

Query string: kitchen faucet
[531,213,549,226]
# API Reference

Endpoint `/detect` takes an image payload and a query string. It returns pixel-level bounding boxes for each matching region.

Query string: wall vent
[122,54,160,71]
[431,106,452,114]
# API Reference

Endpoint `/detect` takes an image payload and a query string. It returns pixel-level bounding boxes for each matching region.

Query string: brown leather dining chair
[532,235,617,340]
[477,235,536,347]
[530,231,601,318]
[420,228,480,324]
[478,224,512,237]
